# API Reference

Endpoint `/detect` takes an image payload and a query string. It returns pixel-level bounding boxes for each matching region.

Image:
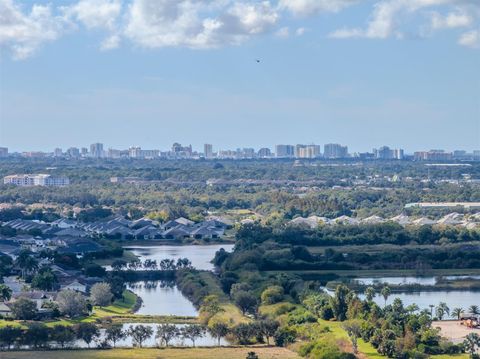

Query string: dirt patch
[433,320,480,343]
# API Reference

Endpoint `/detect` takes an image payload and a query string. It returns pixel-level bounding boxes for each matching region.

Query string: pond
[359,290,480,311]
[124,244,234,271]
[354,275,480,286]
[127,281,198,316]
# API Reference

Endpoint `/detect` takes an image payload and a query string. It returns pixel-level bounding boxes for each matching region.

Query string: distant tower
[204,144,213,158]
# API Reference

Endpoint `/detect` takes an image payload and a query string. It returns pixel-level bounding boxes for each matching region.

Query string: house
[163,226,191,240]
[0,302,12,317]
[58,239,103,256]
[51,218,77,229]
[54,228,88,237]
[163,217,194,230]
[61,280,87,293]
[133,225,163,240]
[437,212,463,225]
[332,215,360,225]
[13,291,55,310]
[190,226,222,239]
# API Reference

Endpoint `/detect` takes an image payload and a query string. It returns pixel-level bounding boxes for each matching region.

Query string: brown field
[1,347,300,359]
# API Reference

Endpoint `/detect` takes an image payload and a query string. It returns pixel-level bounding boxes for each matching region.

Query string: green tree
[128,324,154,348]
[31,267,57,291]
[364,286,376,302]
[0,325,22,349]
[207,321,229,346]
[464,333,480,358]
[258,319,279,345]
[342,320,362,354]
[24,322,49,349]
[469,305,480,315]
[261,286,284,305]
[435,302,450,320]
[451,307,463,320]
[105,324,126,348]
[233,290,257,315]
[330,284,352,321]
[15,250,38,279]
[11,297,38,320]
[51,325,75,348]
[0,284,12,301]
[156,323,178,347]
[75,322,99,348]
[181,324,205,347]
[381,286,391,308]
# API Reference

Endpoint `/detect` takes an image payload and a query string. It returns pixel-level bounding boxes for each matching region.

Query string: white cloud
[276,26,289,37]
[279,0,357,16]
[100,34,120,50]
[295,27,306,36]
[63,0,122,30]
[459,29,480,48]
[123,0,279,49]
[431,10,472,29]
[329,0,480,42]
[0,0,64,59]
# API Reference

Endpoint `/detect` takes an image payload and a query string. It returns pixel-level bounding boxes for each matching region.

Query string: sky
[0,0,479,154]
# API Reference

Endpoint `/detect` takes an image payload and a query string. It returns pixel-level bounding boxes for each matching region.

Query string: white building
[4,174,70,187]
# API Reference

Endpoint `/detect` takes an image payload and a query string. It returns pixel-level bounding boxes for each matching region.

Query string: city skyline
[1,0,479,152]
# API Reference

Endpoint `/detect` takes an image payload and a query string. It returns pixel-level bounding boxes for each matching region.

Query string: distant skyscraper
[53,148,63,157]
[90,143,104,158]
[324,143,348,159]
[295,144,320,158]
[66,147,80,158]
[374,146,404,160]
[204,144,213,158]
[275,144,295,158]
[81,147,88,156]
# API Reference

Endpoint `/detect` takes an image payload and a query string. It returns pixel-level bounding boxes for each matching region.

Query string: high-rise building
[66,147,80,158]
[81,147,88,156]
[275,145,295,158]
[204,144,213,158]
[295,144,320,158]
[53,148,63,157]
[0,147,8,157]
[373,146,404,160]
[324,143,348,159]
[90,143,104,158]
[4,174,70,187]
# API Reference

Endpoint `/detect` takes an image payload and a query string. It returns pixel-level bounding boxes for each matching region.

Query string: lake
[125,244,234,316]
[355,275,480,286]
[124,244,234,271]
[127,280,198,316]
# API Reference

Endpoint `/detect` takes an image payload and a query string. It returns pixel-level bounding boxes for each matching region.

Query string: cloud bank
[1,0,479,59]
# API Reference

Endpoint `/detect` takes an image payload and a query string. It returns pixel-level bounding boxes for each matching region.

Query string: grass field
[1,347,300,359]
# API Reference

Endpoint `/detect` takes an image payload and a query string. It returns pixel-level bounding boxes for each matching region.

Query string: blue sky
[0,0,479,153]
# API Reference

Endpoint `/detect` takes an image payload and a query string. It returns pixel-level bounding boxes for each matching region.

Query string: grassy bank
[0,347,300,359]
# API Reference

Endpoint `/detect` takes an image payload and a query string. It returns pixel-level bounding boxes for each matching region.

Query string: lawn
[1,347,301,359]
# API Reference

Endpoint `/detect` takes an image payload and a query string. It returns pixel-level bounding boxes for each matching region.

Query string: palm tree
[15,251,38,279]
[435,302,450,320]
[451,307,463,320]
[380,286,391,307]
[364,287,376,302]
[469,305,479,315]
[0,284,12,301]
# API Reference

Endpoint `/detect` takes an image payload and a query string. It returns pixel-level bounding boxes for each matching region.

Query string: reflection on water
[128,280,198,316]
[125,244,234,271]
[355,275,480,286]
[359,290,480,311]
